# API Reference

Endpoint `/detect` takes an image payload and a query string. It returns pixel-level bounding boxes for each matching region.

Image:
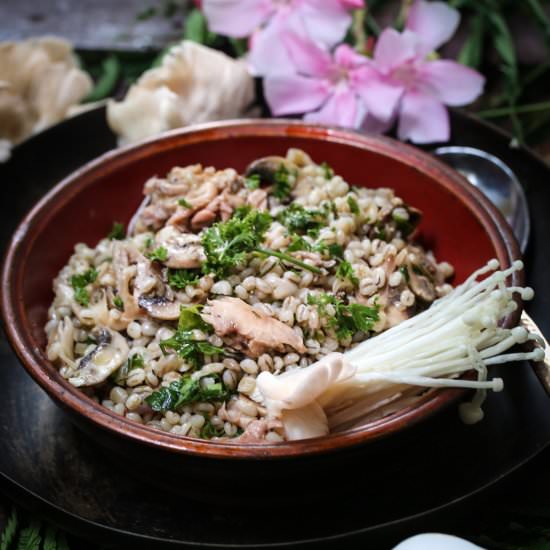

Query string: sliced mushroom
[137,295,181,320]
[409,271,436,303]
[154,225,206,268]
[245,156,295,186]
[69,327,129,387]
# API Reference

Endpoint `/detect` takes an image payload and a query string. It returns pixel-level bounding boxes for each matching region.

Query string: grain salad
[45,148,454,442]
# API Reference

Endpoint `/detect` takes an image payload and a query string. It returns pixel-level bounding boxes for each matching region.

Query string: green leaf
[16,519,41,550]
[113,295,124,311]
[458,14,485,68]
[146,246,168,262]
[321,162,334,180]
[228,37,248,57]
[277,204,326,235]
[177,305,210,332]
[70,268,98,307]
[43,525,58,550]
[0,508,18,550]
[84,55,120,102]
[107,221,125,240]
[178,198,192,208]
[273,164,293,199]
[200,419,226,439]
[184,9,218,46]
[347,196,360,215]
[145,374,232,412]
[167,268,200,289]
[335,260,359,287]
[244,174,261,190]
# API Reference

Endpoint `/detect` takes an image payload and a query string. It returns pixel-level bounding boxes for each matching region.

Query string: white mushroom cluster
[257,260,545,440]
[107,41,256,146]
[0,36,93,160]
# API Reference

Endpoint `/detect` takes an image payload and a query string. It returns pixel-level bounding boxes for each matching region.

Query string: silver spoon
[433,146,550,393]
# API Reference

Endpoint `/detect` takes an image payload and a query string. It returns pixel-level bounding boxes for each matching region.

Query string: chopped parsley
[145,374,232,412]
[158,305,223,368]
[335,260,359,287]
[244,174,261,190]
[201,206,321,278]
[178,198,192,208]
[277,204,326,235]
[347,196,360,215]
[167,268,200,289]
[144,236,154,249]
[287,235,343,259]
[321,162,334,179]
[70,268,98,306]
[400,265,410,283]
[307,293,379,340]
[147,246,168,262]
[273,164,293,199]
[107,222,126,240]
[200,419,226,439]
[113,295,124,311]
[392,207,421,237]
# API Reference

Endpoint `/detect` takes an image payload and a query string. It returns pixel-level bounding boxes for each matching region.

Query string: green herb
[1,508,18,550]
[183,8,219,47]
[16,518,42,550]
[113,295,124,311]
[84,336,97,345]
[277,204,326,235]
[392,208,421,238]
[167,268,200,289]
[144,236,154,249]
[113,354,144,385]
[200,419,226,439]
[84,55,120,103]
[145,374,231,412]
[178,198,192,208]
[322,201,338,219]
[347,196,360,215]
[335,260,359,287]
[400,265,410,283]
[202,206,321,277]
[273,164,293,199]
[307,293,379,340]
[42,525,58,550]
[70,268,98,307]
[147,246,168,262]
[287,235,312,252]
[158,305,222,368]
[245,174,261,190]
[201,206,272,278]
[373,225,387,241]
[321,162,334,179]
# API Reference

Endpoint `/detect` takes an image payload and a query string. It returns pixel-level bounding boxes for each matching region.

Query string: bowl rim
[1,118,522,459]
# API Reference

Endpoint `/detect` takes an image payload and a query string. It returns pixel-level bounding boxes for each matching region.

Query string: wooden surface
[0,0,190,50]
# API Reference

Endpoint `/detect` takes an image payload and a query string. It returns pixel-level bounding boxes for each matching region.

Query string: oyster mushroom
[155,225,206,268]
[138,295,181,320]
[69,328,129,387]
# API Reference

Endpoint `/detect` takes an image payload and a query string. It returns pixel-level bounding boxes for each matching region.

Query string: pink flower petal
[304,87,364,128]
[247,16,293,76]
[282,32,333,77]
[264,74,331,116]
[297,0,355,47]
[202,0,273,37]
[372,29,418,72]
[405,0,460,54]
[354,68,404,122]
[397,90,449,143]
[340,0,363,7]
[418,60,485,106]
[333,44,369,70]
[362,112,395,135]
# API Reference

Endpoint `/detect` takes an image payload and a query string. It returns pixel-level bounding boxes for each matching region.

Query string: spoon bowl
[434,146,530,253]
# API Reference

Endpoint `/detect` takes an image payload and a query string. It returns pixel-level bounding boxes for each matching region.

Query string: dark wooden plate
[1,108,550,548]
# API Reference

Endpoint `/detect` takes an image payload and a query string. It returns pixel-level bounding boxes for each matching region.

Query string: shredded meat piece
[201,297,306,358]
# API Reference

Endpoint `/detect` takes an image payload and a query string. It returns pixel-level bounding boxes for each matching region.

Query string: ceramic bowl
[1,120,520,495]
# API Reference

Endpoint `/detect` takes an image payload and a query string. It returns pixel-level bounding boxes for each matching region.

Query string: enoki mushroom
[257,260,546,440]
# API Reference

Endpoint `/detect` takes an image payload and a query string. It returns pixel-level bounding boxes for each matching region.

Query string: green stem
[254,247,322,274]
[476,100,550,119]
[352,9,368,53]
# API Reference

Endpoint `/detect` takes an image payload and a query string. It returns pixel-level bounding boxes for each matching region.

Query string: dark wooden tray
[1,108,550,548]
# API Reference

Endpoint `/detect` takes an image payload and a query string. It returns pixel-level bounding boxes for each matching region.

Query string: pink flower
[202,0,363,76]
[361,0,485,143]
[264,34,377,128]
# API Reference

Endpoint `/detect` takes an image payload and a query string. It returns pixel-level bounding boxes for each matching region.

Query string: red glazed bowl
[1,120,520,485]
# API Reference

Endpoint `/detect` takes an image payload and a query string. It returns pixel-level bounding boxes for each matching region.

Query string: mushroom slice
[69,327,129,387]
[201,297,306,358]
[138,295,181,320]
[245,156,296,186]
[155,225,206,268]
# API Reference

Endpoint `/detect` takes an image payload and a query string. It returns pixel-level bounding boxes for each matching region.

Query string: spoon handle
[521,311,550,396]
